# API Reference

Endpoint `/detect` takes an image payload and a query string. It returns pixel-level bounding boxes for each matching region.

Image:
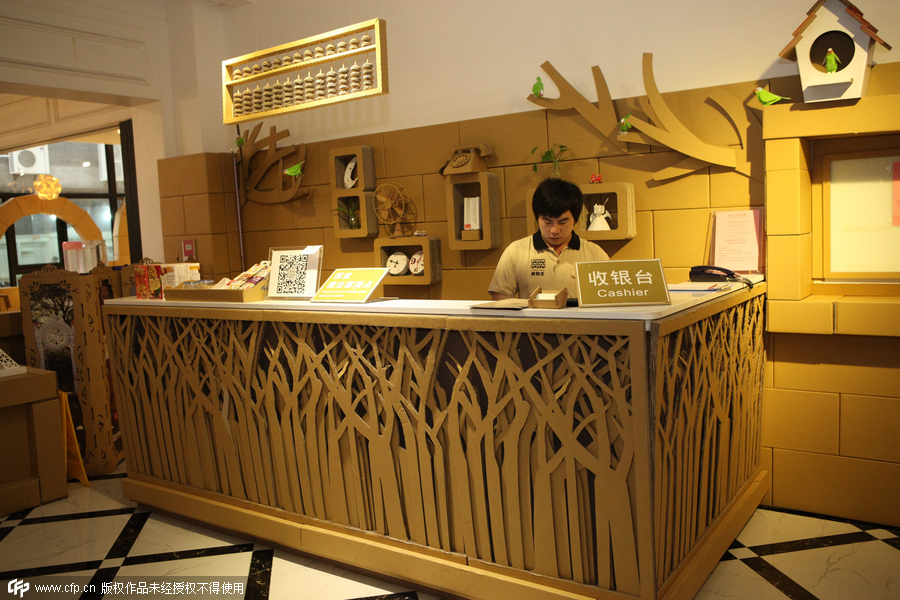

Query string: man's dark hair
[532,178,583,222]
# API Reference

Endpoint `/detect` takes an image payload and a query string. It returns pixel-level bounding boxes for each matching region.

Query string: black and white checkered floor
[2,466,899,599]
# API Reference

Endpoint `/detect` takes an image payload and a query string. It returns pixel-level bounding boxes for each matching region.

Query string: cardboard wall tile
[266,228,325,251]
[653,208,713,268]
[223,192,239,233]
[162,236,182,264]
[383,123,459,178]
[417,221,463,270]
[183,193,227,236]
[867,62,900,97]
[663,267,690,284]
[241,231,268,267]
[767,297,838,335]
[710,167,764,208]
[435,268,496,301]
[502,164,546,219]
[422,174,446,223]
[547,109,622,160]
[772,333,900,398]
[766,169,812,235]
[773,449,900,527]
[159,196,185,237]
[603,211,654,261]
[841,394,900,464]
[598,151,710,212]
[321,228,377,271]
[226,231,243,274]
[766,234,811,300]
[192,233,230,276]
[458,110,549,167]
[240,194,297,232]
[0,404,31,482]
[463,217,527,270]
[835,297,900,337]
[760,446,773,507]
[763,388,839,454]
[766,138,811,172]
[763,94,900,141]
[292,185,333,230]
[157,153,225,198]
[220,153,237,194]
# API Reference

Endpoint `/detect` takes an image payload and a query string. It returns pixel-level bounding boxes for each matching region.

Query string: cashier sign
[575,259,670,307]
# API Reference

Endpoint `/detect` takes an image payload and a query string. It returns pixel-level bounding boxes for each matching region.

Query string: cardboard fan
[374,183,417,237]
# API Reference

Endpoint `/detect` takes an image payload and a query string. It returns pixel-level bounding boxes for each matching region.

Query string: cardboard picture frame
[267,246,323,300]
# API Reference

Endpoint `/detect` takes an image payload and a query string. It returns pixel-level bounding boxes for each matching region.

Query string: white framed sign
[266,246,323,300]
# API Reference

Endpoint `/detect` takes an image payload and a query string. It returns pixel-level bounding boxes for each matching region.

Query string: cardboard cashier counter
[103,284,768,600]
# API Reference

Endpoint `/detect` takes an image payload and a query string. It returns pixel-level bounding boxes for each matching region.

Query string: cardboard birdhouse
[780,0,891,103]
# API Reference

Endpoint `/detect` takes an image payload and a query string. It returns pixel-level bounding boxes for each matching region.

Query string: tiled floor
[2,467,899,600]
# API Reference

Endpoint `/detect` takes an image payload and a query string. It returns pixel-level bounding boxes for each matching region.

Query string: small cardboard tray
[528,287,568,309]
[163,282,267,303]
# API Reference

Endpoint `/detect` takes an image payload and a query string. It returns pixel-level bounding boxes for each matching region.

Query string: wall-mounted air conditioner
[8,145,50,175]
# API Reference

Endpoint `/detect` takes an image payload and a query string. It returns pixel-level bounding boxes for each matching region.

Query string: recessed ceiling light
[83,161,91,167]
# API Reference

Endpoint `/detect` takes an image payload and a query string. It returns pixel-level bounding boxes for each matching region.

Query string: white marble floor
[2,467,899,600]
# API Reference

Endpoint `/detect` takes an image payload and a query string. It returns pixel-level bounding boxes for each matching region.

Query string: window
[1,125,137,287]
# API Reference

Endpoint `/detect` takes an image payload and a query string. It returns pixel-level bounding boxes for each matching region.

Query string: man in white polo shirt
[488,178,609,300]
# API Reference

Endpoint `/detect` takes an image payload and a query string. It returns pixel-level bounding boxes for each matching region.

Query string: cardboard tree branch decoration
[527,53,753,181]
[239,122,308,205]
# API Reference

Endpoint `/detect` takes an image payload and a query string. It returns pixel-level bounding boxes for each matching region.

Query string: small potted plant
[531,143,568,178]
[333,197,360,229]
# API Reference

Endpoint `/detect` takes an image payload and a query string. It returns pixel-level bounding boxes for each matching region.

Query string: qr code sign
[276,254,309,295]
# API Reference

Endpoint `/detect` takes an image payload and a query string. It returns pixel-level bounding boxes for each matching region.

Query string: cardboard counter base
[105,286,768,600]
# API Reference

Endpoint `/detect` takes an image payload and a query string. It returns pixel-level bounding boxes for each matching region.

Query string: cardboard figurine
[823,48,841,73]
[588,202,612,231]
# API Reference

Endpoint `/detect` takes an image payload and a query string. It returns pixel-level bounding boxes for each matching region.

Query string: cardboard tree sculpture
[528,54,756,181]
[779,0,892,103]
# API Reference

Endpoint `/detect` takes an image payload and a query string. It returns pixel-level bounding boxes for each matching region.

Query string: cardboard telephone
[442,143,494,175]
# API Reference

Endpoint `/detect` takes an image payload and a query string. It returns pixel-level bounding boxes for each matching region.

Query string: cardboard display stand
[19,265,124,477]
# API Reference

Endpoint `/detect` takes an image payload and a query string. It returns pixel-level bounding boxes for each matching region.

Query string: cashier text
[588,269,653,297]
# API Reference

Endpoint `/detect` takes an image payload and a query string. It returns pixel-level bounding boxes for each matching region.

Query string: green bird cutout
[283,161,304,178]
[823,48,841,73]
[235,136,245,148]
[532,76,544,97]
[755,87,790,106]
[618,113,633,134]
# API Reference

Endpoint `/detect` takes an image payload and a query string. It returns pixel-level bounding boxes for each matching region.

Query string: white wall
[203,0,900,149]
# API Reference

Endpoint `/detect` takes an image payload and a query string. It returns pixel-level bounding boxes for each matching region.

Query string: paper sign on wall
[310,268,388,303]
[575,259,670,307]
[713,209,762,272]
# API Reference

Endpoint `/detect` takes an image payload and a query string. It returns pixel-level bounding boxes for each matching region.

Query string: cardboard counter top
[104,283,764,326]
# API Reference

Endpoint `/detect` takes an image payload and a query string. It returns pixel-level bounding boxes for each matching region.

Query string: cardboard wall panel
[710,166,764,208]
[835,297,900,337]
[766,234,811,300]
[762,388,839,454]
[765,138,811,172]
[766,169,812,235]
[841,394,900,464]
[767,297,838,335]
[159,196,185,237]
[158,153,225,198]
[459,111,548,168]
[653,208,712,268]
[383,124,459,178]
[772,333,900,398]
[183,193,228,236]
[773,449,900,527]
[604,211,654,261]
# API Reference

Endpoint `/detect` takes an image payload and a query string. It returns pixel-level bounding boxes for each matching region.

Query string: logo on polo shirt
[531,258,545,277]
